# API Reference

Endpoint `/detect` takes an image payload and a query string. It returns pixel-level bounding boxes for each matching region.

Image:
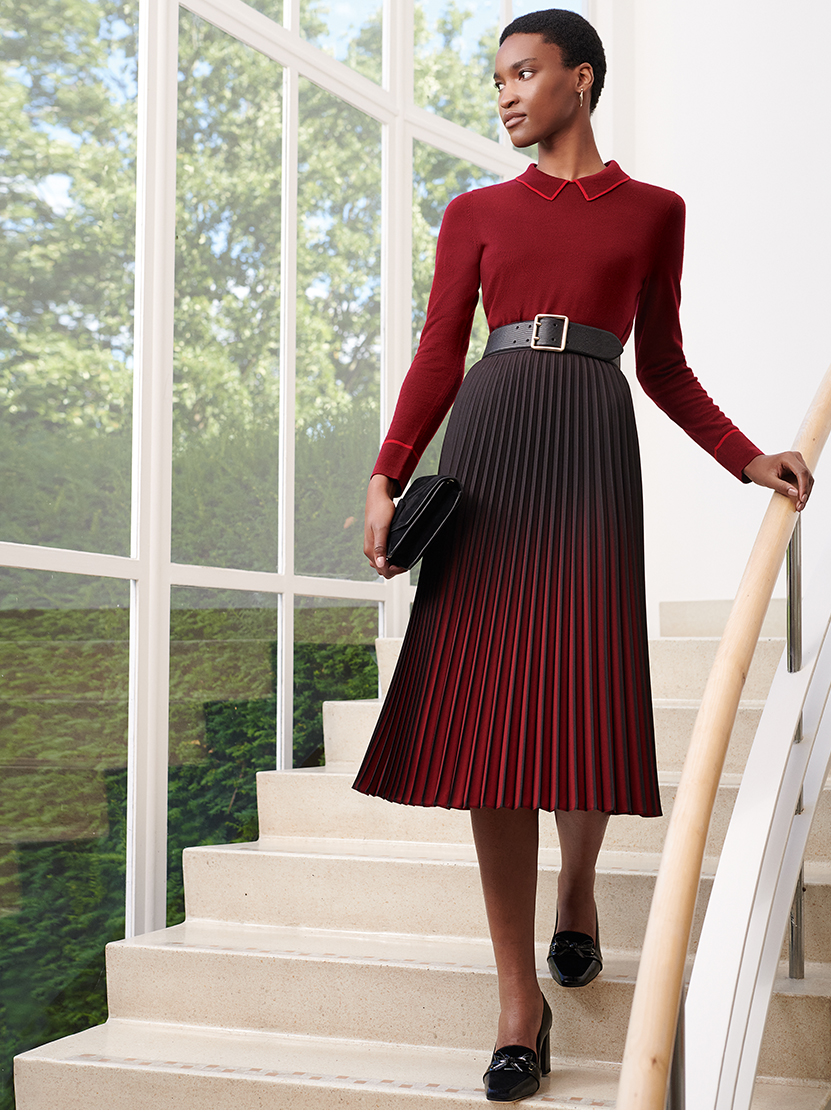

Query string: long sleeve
[372,165,763,490]
[372,193,482,490]
[634,194,761,481]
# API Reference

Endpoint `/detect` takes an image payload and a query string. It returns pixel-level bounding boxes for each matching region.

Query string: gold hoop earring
[578,89,584,109]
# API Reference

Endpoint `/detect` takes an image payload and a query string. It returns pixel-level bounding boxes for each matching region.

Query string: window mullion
[128,0,179,937]
[283,0,299,31]
[499,0,513,151]
[278,60,299,768]
[380,0,416,638]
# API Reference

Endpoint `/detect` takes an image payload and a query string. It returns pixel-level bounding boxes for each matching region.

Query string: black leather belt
[483,315,623,366]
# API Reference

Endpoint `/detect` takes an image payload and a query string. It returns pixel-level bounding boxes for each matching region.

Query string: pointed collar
[517,159,630,201]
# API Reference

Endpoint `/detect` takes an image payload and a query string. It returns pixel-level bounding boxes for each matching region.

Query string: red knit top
[373,160,761,488]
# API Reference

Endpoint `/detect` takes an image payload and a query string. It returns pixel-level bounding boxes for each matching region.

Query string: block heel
[484,994,552,1102]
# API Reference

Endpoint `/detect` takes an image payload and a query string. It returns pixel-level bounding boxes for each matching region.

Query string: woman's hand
[364,473,408,579]
[743,451,814,512]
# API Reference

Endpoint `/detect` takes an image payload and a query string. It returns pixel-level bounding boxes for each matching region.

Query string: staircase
[14,627,831,1109]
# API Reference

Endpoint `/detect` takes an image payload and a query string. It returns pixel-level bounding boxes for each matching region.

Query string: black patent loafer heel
[547,915,602,988]
[484,996,552,1102]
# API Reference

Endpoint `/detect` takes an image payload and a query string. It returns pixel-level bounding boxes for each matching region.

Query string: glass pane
[300,0,382,84]
[0,3,136,555]
[294,597,378,767]
[172,11,282,572]
[414,1,500,139]
[0,570,129,1107]
[408,147,500,586]
[238,0,282,23]
[168,587,278,924]
[410,142,501,480]
[511,0,584,16]
[294,80,382,582]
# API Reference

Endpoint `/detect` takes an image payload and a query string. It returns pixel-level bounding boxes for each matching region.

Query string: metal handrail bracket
[787,516,805,982]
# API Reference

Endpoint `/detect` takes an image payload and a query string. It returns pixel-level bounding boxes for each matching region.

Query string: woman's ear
[575,61,594,99]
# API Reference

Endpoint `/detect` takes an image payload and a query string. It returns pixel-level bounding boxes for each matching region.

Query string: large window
[0,0,583,1101]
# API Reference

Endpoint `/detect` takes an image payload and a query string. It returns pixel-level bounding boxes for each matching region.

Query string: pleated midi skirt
[353,347,662,816]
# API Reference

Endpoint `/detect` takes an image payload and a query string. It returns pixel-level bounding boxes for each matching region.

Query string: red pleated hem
[353,349,662,818]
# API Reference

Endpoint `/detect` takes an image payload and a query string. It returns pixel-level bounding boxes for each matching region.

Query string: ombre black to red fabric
[354,348,661,815]
[353,161,762,815]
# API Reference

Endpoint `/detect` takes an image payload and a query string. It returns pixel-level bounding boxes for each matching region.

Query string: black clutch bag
[386,474,462,569]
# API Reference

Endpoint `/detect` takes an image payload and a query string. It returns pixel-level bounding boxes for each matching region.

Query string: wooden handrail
[617,362,831,1110]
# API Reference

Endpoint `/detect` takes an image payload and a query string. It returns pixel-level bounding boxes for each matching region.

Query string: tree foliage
[0,602,377,1107]
[0,0,501,1105]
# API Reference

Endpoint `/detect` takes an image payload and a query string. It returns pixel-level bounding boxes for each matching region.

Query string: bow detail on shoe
[547,923,603,988]
[486,1047,538,1074]
[550,933,599,960]
[483,1002,551,1102]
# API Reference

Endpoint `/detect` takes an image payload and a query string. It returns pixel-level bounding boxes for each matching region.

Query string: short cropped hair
[499,9,606,113]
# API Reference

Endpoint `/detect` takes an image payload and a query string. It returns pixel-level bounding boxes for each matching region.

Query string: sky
[308,0,585,66]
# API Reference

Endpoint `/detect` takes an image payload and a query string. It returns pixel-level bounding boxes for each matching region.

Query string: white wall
[593,0,831,634]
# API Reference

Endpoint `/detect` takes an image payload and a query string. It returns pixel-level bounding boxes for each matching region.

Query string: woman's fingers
[364,514,389,569]
[364,474,408,578]
[789,451,814,510]
[743,451,815,512]
[364,475,394,566]
[363,509,390,571]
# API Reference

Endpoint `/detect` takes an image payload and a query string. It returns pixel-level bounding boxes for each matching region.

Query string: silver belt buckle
[531,313,569,352]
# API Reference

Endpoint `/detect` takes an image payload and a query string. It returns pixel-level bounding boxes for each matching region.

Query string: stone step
[12,1017,620,1110]
[322,698,381,770]
[15,1017,828,1111]
[103,921,629,1060]
[647,636,783,701]
[766,961,831,1083]
[323,697,765,776]
[653,699,763,775]
[376,638,403,695]
[183,839,714,955]
[659,598,786,639]
[375,636,785,702]
[182,839,831,964]
[255,768,831,865]
[97,921,831,1084]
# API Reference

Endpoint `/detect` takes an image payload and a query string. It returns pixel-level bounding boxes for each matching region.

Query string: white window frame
[0,0,589,937]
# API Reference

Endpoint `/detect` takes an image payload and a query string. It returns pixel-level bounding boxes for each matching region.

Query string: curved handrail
[617,362,831,1110]
[684,553,831,1107]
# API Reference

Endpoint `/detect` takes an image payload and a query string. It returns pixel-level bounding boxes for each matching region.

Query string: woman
[355,8,812,1103]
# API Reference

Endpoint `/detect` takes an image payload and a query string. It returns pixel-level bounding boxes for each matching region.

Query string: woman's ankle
[495,987,544,1048]
[555,877,597,937]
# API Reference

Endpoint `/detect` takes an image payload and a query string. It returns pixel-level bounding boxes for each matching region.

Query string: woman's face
[493,32,586,149]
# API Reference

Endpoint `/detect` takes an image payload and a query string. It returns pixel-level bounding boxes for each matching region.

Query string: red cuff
[714,430,763,483]
[373,439,420,491]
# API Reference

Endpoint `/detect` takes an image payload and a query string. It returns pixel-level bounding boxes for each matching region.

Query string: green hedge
[0,607,377,1109]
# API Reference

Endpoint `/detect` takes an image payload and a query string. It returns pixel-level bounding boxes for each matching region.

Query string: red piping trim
[713,429,739,458]
[385,438,418,455]
[518,178,570,201]
[575,175,631,201]
[520,174,630,202]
